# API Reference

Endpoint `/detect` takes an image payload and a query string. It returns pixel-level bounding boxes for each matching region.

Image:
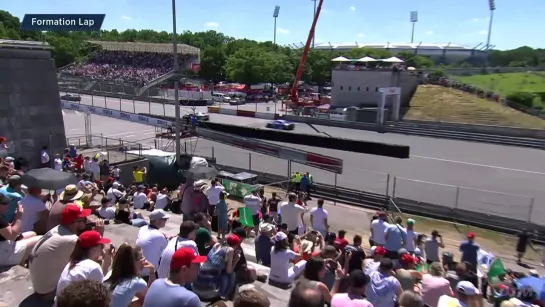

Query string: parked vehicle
[60,93,81,102]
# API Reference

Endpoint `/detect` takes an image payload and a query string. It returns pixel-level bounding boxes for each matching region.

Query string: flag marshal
[21,14,105,31]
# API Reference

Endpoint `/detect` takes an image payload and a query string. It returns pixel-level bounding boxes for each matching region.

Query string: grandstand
[311,42,487,64]
[58,41,200,96]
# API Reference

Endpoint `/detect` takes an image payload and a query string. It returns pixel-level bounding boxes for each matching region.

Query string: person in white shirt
[133,185,149,210]
[269,232,306,284]
[310,198,329,237]
[370,211,390,246]
[243,189,262,233]
[135,209,170,282]
[40,146,50,168]
[76,174,94,194]
[53,154,63,171]
[83,156,91,173]
[154,188,170,210]
[279,193,306,236]
[206,178,224,216]
[55,230,113,298]
[438,281,482,307]
[97,197,116,220]
[89,157,100,181]
[111,165,121,181]
[106,182,124,202]
[405,219,418,253]
[20,187,48,233]
[156,221,199,278]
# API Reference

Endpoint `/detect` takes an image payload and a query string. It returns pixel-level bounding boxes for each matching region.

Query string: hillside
[404,85,545,129]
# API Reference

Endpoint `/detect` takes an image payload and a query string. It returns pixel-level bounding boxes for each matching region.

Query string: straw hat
[300,240,313,254]
[60,184,84,201]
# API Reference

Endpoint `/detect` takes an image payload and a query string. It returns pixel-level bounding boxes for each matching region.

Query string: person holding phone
[424,230,444,265]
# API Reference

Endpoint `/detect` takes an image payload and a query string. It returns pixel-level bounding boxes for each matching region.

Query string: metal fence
[65,134,145,164]
[162,141,539,224]
[392,177,536,223]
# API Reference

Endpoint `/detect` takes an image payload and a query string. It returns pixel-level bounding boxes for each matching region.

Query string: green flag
[487,258,506,283]
[238,207,254,227]
[415,263,429,273]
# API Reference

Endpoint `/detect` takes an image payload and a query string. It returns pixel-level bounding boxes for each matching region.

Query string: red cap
[78,230,111,248]
[467,232,476,239]
[374,246,387,255]
[61,204,91,225]
[226,234,241,246]
[0,137,6,143]
[170,247,207,270]
[400,254,418,265]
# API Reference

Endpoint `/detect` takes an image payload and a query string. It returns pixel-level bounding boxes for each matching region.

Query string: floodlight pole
[273,6,280,45]
[311,0,317,48]
[485,0,495,68]
[273,17,277,44]
[410,11,418,43]
[172,0,181,166]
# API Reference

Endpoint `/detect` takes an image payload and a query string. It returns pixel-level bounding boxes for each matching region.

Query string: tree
[1,9,543,86]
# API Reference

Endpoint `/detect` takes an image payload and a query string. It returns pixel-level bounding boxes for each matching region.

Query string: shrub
[506,92,536,108]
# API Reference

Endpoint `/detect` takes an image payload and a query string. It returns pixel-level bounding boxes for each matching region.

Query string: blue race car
[266,120,295,130]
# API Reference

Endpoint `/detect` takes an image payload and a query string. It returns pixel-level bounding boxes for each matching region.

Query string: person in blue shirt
[300,174,310,199]
[190,114,198,131]
[0,175,24,223]
[384,216,407,259]
[69,145,77,159]
[459,232,480,273]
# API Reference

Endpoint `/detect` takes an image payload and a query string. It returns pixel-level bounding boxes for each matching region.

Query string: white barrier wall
[165,89,213,100]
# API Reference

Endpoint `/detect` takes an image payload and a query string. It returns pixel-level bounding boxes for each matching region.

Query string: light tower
[273,5,280,44]
[485,0,496,67]
[410,11,418,43]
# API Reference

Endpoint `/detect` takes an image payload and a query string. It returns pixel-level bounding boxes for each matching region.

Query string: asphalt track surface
[63,94,545,224]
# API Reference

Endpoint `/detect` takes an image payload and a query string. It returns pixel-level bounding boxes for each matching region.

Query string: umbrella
[356,56,377,62]
[381,56,404,63]
[21,168,77,190]
[331,56,351,62]
[515,276,545,301]
[182,166,218,180]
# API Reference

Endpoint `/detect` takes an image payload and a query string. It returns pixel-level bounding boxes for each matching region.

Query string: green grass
[452,72,545,107]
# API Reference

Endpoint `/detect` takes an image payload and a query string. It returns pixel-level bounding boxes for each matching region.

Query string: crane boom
[289,0,325,104]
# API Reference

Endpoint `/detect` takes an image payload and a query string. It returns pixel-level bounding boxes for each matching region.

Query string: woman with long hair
[298,256,343,304]
[196,234,242,299]
[56,230,114,297]
[105,244,155,307]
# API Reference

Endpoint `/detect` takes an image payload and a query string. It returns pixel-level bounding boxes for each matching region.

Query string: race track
[63,94,545,224]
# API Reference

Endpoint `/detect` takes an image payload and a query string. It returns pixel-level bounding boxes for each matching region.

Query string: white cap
[456,281,480,296]
[274,232,288,242]
[149,209,171,221]
[369,246,377,256]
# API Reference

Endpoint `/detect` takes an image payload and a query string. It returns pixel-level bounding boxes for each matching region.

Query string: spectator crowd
[0,138,544,307]
[60,50,197,86]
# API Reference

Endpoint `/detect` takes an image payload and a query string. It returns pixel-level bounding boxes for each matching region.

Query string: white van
[211,92,229,103]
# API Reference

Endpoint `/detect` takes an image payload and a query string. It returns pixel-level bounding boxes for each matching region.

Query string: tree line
[1,10,544,85]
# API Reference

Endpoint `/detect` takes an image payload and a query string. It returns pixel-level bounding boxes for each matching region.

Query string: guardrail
[213,163,545,242]
[280,115,545,149]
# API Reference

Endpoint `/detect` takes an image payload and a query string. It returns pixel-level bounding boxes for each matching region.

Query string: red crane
[288,0,325,105]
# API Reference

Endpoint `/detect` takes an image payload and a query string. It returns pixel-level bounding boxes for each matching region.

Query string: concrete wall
[330,70,419,108]
[0,47,66,167]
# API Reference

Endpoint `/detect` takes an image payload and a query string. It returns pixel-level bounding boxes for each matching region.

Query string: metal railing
[158,140,540,225]
[65,134,146,164]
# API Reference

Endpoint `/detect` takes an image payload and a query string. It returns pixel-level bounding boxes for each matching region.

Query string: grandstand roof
[313,42,477,50]
[87,41,200,55]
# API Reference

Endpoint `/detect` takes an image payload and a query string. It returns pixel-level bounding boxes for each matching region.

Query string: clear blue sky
[6,0,544,50]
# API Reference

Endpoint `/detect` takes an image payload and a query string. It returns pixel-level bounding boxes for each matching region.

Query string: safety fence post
[248,153,252,171]
[454,186,460,209]
[385,174,390,197]
[392,177,397,199]
[528,198,535,223]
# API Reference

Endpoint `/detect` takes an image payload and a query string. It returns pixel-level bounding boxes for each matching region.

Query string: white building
[312,42,485,63]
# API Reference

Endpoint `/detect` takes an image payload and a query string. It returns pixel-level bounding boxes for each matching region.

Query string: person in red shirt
[73,154,84,171]
[295,192,307,207]
[334,230,349,250]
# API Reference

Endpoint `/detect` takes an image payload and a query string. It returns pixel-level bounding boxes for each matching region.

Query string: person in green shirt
[194,213,215,255]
